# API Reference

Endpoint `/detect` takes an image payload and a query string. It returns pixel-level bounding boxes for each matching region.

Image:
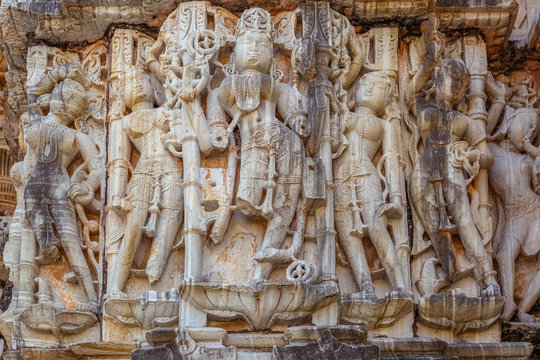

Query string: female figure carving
[489,107,540,321]
[334,71,407,298]
[24,65,102,313]
[207,8,309,282]
[408,55,500,297]
[107,67,183,298]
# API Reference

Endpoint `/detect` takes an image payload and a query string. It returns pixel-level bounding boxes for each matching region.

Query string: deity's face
[123,69,155,109]
[354,73,393,116]
[435,59,470,107]
[49,79,87,125]
[233,32,273,74]
[508,108,540,149]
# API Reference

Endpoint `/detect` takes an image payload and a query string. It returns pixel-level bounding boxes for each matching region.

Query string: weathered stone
[502,322,540,358]
[369,337,449,358]
[443,342,534,359]
[145,327,180,346]
[0,0,538,358]
[131,341,187,360]
[283,325,368,344]
[272,329,380,360]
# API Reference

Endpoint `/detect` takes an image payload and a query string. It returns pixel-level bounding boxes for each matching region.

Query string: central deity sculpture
[208,8,309,282]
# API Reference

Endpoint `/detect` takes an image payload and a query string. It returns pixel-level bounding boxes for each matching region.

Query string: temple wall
[0,0,538,359]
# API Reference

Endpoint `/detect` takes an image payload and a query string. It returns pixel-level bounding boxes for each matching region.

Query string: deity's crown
[235,8,274,39]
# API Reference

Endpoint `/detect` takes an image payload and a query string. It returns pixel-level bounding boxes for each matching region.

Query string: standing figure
[489,107,540,322]
[2,162,28,314]
[408,57,500,297]
[334,72,407,298]
[107,67,183,298]
[207,8,309,282]
[23,65,103,313]
[2,113,35,316]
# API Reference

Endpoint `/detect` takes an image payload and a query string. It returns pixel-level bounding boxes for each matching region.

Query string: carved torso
[219,72,278,133]
[334,111,383,180]
[418,105,470,147]
[124,107,174,169]
[26,119,78,171]
[489,142,540,218]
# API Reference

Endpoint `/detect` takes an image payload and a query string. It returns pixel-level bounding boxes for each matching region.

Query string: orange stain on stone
[40,268,78,310]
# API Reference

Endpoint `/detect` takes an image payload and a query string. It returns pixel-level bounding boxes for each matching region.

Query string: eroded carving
[487,78,540,323]
[208,7,308,282]
[1,0,531,351]
[407,18,503,333]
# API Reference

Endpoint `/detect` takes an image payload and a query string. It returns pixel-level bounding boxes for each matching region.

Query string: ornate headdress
[361,71,396,90]
[235,8,274,40]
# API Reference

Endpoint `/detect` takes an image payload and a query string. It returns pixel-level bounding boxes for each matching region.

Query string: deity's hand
[465,149,481,164]
[421,18,444,60]
[179,89,195,102]
[179,61,210,102]
[68,181,94,206]
[162,131,183,157]
[477,150,494,169]
[486,72,507,102]
[291,115,311,138]
[525,141,540,158]
[376,202,402,220]
[111,195,134,213]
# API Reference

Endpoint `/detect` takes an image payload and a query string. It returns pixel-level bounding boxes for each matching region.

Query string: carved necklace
[37,121,66,164]
[232,73,261,112]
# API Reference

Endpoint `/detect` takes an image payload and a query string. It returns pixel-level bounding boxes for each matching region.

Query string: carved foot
[355,282,378,302]
[63,272,78,284]
[500,302,518,322]
[76,301,99,314]
[252,277,268,286]
[235,197,259,217]
[104,290,128,300]
[35,246,60,265]
[481,283,501,297]
[517,311,540,323]
[388,288,413,300]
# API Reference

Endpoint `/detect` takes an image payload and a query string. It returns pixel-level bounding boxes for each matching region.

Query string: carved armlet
[108,157,133,171]
[284,108,307,127]
[209,120,228,129]
[491,97,506,105]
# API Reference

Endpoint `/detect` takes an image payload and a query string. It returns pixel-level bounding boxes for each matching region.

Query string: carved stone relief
[0,1,539,358]
[0,43,107,346]
[406,18,504,337]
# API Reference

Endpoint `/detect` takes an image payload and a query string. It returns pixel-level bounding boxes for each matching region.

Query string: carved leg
[495,223,520,321]
[25,192,60,264]
[516,218,540,322]
[447,172,499,296]
[109,202,149,297]
[236,146,266,217]
[17,220,38,310]
[362,201,407,293]
[146,173,183,285]
[518,270,540,322]
[3,213,22,313]
[253,184,299,282]
[335,209,373,297]
[411,169,456,282]
[52,202,98,313]
[253,213,286,282]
